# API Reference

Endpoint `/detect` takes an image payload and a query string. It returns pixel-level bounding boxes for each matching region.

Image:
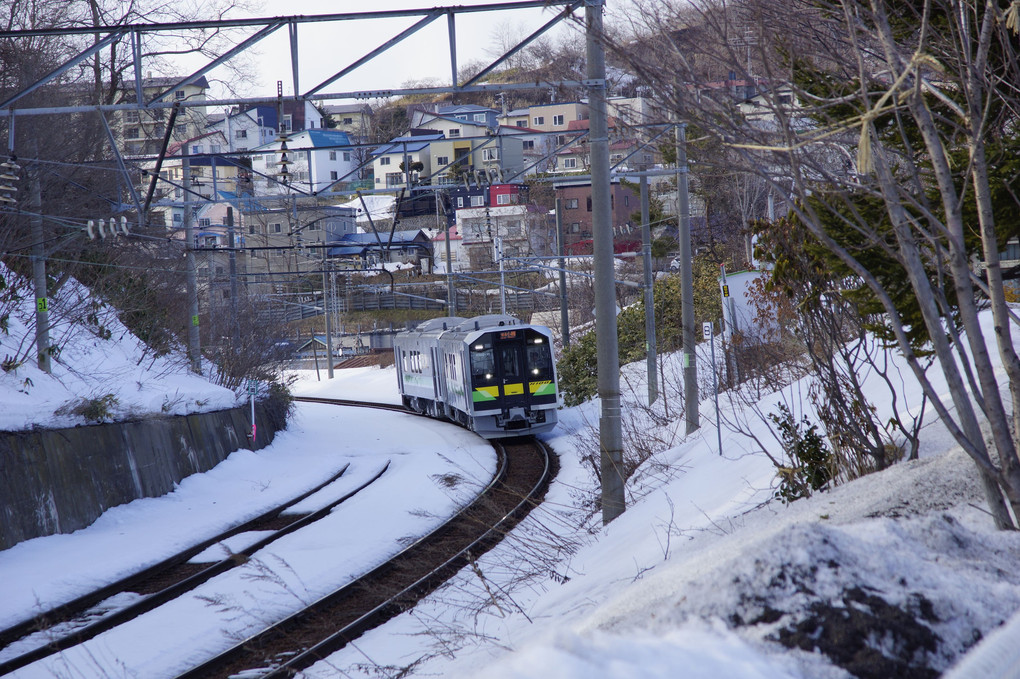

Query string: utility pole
[322,246,334,379]
[226,207,240,349]
[556,198,570,348]
[641,173,657,405]
[29,167,50,374]
[587,0,625,525]
[677,123,698,433]
[182,146,202,374]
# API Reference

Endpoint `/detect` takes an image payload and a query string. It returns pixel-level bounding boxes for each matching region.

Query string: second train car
[393,315,559,438]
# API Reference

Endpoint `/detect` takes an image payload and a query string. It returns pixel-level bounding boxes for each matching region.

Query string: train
[393,314,559,439]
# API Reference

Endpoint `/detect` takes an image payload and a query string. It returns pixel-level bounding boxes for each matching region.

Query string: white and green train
[393,315,559,439]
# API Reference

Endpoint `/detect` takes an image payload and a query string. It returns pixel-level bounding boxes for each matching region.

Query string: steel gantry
[0,0,667,524]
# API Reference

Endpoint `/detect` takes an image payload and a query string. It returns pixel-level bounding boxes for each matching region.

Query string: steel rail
[172,411,552,679]
[0,462,352,652]
[0,460,389,674]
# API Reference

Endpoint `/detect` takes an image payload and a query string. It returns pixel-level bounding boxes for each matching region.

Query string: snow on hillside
[3,251,1020,677]
[0,262,240,431]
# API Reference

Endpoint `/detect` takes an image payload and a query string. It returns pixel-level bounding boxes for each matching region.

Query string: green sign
[36,297,48,313]
[191,314,200,327]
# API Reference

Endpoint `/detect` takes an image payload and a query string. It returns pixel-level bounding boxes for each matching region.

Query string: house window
[174,124,187,136]
[174,89,186,100]
[470,195,485,207]
[436,155,449,166]
[379,157,391,165]
[457,197,464,207]
[474,113,487,122]
[343,152,351,161]
[198,218,211,227]
[570,222,580,233]
[330,171,338,180]
[563,157,577,169]
[210,144,220,153]
[192,145,201,154]
[173,213,182,222]
[522,140,535,149]
[329,150,337,160]
[624,195,630,207]
[516,120,527,127]
[235,129,247,139]
[343,117,353,124]
[564,198,579,209]
[282,115,293,133]
[248,225,256,234]
[448,128,461,137]
[309,222,320,231]
[533,116,544,126]
[587,197,592,211]
[124,111,140,124]
[272,223,282,233]
[482,148,499,161]
[553,114,564,126]
[385,172,403,187]
[204,236,217,247]
[497,193,511,205]
[125,127,140,139]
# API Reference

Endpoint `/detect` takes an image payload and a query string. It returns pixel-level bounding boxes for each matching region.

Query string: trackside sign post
[247,379,257,442]
[704,322,722,456]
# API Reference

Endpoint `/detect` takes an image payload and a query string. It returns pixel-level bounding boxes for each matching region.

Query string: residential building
[553,178,640,253]
[327,230,434,270]
[114,76,209,158]
[242,202,358,282]
[250,128,358,195]
[371,131,444,190]
[322,103,374,139]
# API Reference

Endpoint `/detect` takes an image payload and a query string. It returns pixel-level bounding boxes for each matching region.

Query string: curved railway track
[0,440,388,673]
[1,397,556,679]
[174,430,554,679]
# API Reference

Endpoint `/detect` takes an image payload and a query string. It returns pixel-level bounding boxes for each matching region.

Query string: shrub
[56,394,119,423]
[769,403,833,503]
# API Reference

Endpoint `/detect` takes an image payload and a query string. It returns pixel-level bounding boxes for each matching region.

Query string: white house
[250,128,358,195]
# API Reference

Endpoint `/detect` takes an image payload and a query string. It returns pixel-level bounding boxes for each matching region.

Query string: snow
[2,260,1020,678]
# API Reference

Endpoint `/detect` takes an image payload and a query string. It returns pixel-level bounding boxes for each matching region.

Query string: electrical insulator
[119,216,129,236]
[87,220,96,239]
[0,157,19,204]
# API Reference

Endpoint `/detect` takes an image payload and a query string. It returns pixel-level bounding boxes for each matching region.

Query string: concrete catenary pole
[587,0,625,524]
[556,197,570,348]
[677,123,698,433]
[226,206,240,349]
[641,174,657,405]
[30,169,50,374]
[182,146,202,374]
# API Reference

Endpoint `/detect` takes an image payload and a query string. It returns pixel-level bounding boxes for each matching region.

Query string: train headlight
[486,373,493,379]
[532,368,539,375]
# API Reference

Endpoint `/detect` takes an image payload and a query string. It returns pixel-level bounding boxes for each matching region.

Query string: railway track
[1,397,555,678]
[0,442,388,674]
[175,432,554,679]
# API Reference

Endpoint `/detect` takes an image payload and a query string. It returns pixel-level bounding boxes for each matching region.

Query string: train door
[493,330,528,408]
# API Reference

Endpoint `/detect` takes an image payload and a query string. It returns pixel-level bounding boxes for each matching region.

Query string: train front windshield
[470,328,556,408]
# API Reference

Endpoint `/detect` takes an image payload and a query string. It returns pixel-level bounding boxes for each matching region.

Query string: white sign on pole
[702,322,713,341]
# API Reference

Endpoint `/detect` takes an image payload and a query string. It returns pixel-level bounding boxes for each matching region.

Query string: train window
[500,346,521,379]
[470,344,495,382]
[526,331,553,378]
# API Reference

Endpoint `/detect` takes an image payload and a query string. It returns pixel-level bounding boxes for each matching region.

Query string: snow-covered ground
[2,256,1020,677]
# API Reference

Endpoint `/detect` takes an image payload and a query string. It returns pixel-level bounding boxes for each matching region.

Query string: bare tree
[608,0,1020,528]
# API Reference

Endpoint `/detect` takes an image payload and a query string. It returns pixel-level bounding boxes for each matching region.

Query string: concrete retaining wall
[0,399,288,551]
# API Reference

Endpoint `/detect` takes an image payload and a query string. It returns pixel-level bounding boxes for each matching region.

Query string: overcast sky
[224,1,581,102]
